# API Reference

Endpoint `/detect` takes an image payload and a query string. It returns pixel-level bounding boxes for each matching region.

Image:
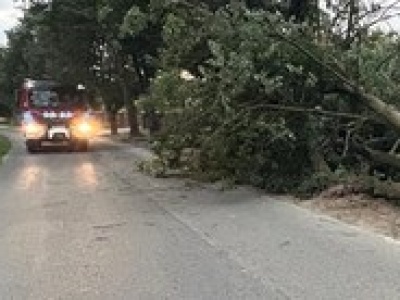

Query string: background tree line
[1,0,400,198]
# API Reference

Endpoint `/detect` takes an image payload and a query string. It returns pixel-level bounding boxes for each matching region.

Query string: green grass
[0,135,11,163]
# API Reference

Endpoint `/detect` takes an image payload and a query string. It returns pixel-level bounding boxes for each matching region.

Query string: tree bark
[109,111,118,136]
[343,84,400,134]
[270,23,400,134]
[289,0,310,22]
[364,147,400,171]
[121,82,139,137]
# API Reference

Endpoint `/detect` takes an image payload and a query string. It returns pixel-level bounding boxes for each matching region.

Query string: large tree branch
[243,103,372,120]
[364,147,400,170]
[261,14,400,133]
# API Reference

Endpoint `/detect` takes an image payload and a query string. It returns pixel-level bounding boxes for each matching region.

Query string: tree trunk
[276,24,400,134]
[345,0,358,48]
[122,82,139,137]
[109,111,118,136]
[289,0,310,22]
[344,84,400,133]
[364,147,400,171]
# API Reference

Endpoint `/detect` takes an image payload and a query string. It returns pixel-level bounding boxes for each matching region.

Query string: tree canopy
[2,0,400,197]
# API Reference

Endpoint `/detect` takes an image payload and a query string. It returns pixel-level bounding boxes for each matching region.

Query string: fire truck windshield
[30,89,85,109]
[30,90,59,108]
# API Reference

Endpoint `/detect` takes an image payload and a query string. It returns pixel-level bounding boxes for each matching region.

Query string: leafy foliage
[3,0,400,197]
[146,2,400,194]
[0,135,11,163]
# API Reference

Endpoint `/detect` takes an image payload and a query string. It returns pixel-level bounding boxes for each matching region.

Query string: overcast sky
[0,0,23,47]
[0,0,399,47]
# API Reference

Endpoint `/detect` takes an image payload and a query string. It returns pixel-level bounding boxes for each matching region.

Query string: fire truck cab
[16,79,98,153]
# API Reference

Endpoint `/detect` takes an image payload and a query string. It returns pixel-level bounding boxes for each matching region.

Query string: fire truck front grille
[45,118,70,126]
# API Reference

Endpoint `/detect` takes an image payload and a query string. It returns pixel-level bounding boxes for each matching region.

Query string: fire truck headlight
[78,122,91,133]
[73,121,93,137]
[24,123,46,138]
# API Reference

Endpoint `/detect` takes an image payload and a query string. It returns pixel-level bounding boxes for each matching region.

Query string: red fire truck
[16,79,98,152]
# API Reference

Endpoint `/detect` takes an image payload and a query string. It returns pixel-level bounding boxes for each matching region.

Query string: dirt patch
[110,132,150,149]
[297,185,400,239]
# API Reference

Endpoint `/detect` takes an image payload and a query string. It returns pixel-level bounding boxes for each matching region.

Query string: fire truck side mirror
[16,89,28,109]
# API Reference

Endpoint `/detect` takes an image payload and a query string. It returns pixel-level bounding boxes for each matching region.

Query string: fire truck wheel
[26,140,40,153]
[79,140,89,152]
[71,140,88,152]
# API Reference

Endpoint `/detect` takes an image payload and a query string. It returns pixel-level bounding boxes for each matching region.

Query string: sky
[0,0,399,47]
[0,0,23,47]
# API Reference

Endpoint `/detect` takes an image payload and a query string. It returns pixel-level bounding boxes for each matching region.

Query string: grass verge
[0,135,11,163]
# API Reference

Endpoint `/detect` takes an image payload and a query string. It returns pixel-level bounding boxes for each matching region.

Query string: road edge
[0,133,11,164]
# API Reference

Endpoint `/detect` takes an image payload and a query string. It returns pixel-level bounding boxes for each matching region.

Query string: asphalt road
[0,128,399,300]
